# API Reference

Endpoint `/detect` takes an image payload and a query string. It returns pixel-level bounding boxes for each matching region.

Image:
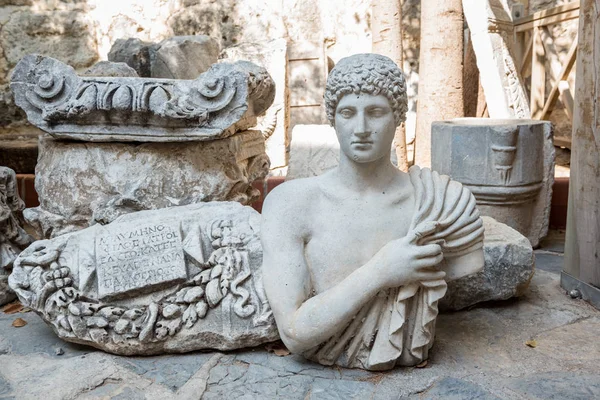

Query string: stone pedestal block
[432,118,554,247]
[25,132,269,239]
[10,54,276,239]
[286,124,339,180]
[9,202,278,355]
[441,217,535,311]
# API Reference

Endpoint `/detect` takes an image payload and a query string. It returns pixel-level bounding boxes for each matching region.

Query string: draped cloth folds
[303,166,485,370]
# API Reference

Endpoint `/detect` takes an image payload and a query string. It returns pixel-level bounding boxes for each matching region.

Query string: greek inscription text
[95,222,187,298]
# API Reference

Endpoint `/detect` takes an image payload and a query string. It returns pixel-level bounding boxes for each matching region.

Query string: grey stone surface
[262,54,484,371]
[153,36,219,79]
[441,216,535,311]
[9,202,277,356]
[534,252,563,273]
[286,124,339,180]
[107,38,156,78]
[82,61,139,77]
[422,377,501,400]
[115,352,215,391]
[1,259,600,399]
[108,36,219,80]
[25,131,268,239]
[0,9,98,70]
[432,118,555,247]
[220,38,289,170]
[10,54,275,142]
[0,275,14,306]
[0,167,33,305]
[0,373,12,399]
[506,372,600,400]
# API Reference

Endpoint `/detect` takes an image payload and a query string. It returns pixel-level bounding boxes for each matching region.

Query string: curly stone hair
[324,53,408,127]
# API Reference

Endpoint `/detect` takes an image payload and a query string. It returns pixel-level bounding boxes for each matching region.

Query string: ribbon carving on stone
[8,203,277,355]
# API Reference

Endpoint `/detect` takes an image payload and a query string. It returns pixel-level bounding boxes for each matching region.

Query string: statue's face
[334,93,396,163]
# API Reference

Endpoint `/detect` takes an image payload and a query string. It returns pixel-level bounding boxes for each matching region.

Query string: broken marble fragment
[9,202,277,355]
[108,35,220,80]
[25,131,269,239]
[10,54,275,142]
[153,36,220,79]
[440,216,535,311]
[0,167,33,305]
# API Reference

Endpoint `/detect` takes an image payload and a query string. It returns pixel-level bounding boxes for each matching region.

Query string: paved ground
[1,231,599,399]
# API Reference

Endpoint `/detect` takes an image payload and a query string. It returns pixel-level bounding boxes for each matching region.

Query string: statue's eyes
[338,108,354,118]
[369,108,387,117]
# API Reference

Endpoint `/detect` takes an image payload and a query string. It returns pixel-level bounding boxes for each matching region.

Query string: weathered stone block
[107,38,156,78]
[432,119,554,247]
[220,39,289,170]
[25,131,269,239]
[108,36,219,80]
[0,10,98,71]
[0,167,33,305]
[441,216,535,311]
[10,54,275,142]
[83,61,139,77]
[286,124,339,180]
[9,202,278,355]
[153,36,219,79]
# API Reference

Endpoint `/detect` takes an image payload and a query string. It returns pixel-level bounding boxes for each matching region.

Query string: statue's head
[324,53,408,127]
[324,54,408,163]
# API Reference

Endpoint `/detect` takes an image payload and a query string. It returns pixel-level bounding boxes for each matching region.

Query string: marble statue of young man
[261,53,485,371]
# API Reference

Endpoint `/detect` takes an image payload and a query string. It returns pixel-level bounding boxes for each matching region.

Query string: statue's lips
[351,141,373,145]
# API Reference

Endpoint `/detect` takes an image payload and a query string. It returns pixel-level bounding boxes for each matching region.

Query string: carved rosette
[10,55,275,142]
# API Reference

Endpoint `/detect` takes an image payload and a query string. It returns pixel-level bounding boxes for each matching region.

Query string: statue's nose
[354,114,370,137]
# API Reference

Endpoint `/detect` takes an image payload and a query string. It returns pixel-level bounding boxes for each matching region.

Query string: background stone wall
[0,0,572,173]
[0,0,372,137]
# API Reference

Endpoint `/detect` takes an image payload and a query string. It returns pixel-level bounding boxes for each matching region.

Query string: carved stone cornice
[10,55,275,142]
[465,182,543,206]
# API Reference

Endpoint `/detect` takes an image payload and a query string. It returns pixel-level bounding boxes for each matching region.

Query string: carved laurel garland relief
[9,216,273,350]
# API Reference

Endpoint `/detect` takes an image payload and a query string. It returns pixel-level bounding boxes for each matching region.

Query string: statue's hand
[373,223,445,288]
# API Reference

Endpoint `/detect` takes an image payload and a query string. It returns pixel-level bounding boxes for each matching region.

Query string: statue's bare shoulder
[261,174,330,240]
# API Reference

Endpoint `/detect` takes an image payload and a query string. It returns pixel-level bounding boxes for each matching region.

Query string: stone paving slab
[1,251,600,399]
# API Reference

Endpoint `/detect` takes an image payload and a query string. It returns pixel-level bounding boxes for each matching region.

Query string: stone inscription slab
[95,221,186,298]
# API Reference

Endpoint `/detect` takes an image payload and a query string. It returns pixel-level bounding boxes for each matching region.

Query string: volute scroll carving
[10,55,275,143]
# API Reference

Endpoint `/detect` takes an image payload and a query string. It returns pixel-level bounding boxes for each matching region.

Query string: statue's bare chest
[304,193,414,292]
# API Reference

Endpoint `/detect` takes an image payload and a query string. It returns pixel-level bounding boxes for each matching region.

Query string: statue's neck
[335,152,399,194]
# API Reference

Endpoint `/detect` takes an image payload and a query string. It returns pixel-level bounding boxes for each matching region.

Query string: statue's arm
[260,185,384,353]
[261,183,446,353]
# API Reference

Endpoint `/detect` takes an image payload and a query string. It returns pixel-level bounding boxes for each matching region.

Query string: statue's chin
[347,152,386,164]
